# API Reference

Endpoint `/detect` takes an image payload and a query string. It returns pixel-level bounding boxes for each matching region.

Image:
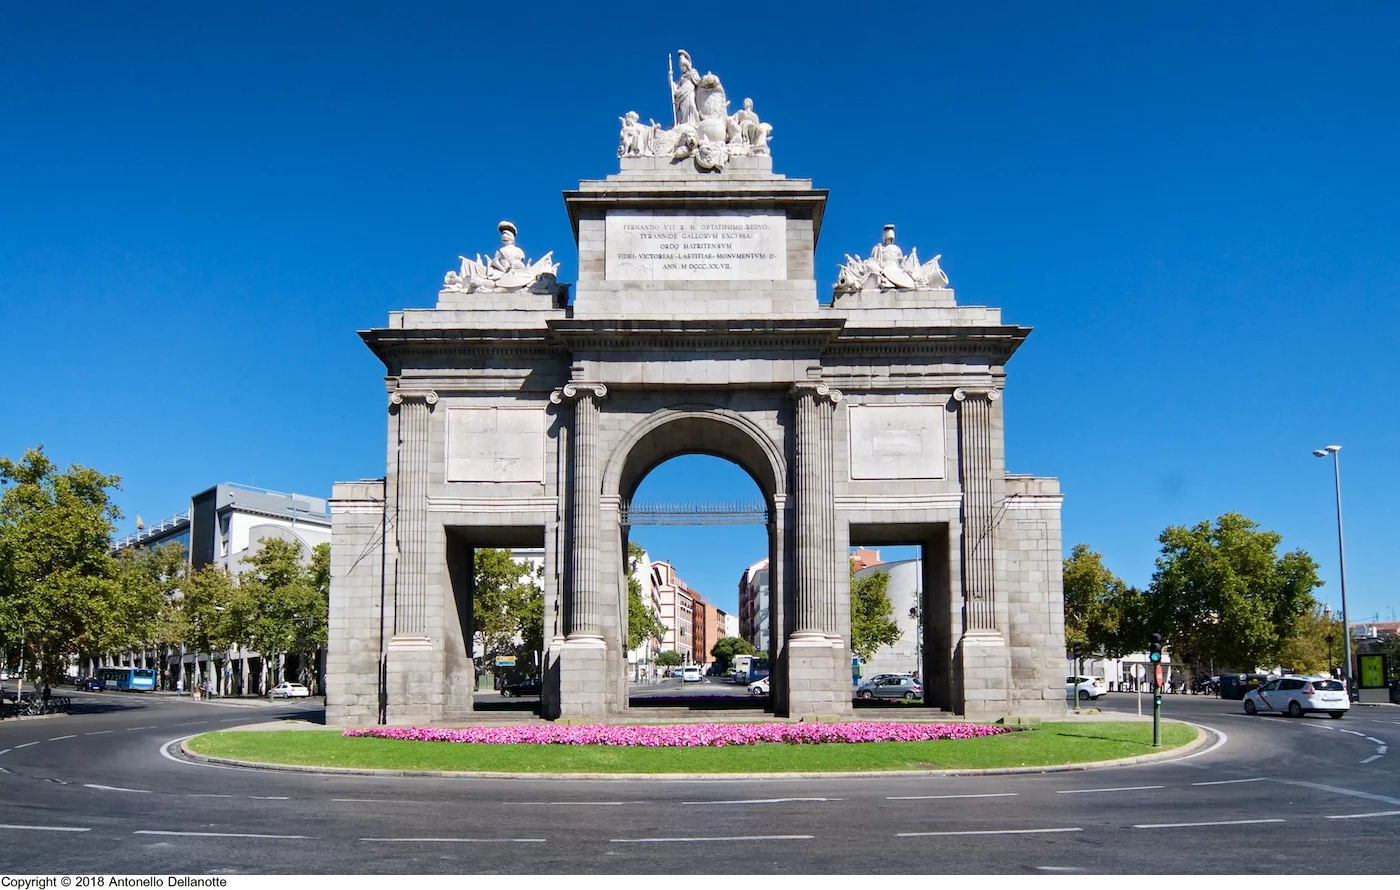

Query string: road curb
[176,720,1213,781]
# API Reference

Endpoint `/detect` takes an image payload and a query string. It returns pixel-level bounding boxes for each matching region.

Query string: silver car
[856,676,922,701]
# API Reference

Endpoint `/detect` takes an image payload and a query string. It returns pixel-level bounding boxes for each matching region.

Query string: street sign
[495,656,516,667]
[1154,664,1164,687]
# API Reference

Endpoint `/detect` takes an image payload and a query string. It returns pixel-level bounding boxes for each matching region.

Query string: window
[1280,678,1306,691]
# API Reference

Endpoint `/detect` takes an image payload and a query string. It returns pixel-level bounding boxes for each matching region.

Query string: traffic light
[1149,633,1163,664]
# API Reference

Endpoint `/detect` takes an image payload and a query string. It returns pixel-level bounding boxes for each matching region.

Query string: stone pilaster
[787,382,850,718]
[390,388,438,638]
[549,382,610,718]
[954,387,999,631]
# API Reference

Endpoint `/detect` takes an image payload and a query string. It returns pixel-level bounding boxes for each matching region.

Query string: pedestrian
[176,677,183,697]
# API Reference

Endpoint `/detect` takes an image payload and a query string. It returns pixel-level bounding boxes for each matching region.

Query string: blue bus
[95,667,157,691]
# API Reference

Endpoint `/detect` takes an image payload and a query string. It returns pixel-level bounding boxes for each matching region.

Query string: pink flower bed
[342,722,1014,747]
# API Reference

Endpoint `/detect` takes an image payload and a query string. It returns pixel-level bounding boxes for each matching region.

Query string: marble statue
[614,50,775,172]
[442,221,561,295]
[833,225,950,297]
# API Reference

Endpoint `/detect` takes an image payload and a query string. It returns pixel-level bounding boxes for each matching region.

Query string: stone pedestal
[957,631,1012,717]
[383,636,434,725]
[555,637,609,719]
[787,636,851,718]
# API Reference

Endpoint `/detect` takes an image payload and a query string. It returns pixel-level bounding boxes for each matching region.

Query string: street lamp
[1313,445,1352,698]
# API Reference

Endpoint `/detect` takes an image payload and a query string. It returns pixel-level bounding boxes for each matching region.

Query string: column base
[383,636,436,726]
[786,636,853,719]
[956,631,1012,718]
[555,636,610,720]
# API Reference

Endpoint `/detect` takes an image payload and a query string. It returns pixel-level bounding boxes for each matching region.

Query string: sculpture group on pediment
[833,225,950,298]
[616,50,773,172]
[442,221,561,296]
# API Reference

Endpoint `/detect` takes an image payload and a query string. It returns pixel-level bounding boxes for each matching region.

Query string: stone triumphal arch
[326,53,1066,726]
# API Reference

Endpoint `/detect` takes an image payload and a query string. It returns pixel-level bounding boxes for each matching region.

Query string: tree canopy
[654,649,683,667]
[850,563,901,661]
[472,548,541,662]
[625,542,665,652]
[710,635,757,670]
[1063,544,1147,658]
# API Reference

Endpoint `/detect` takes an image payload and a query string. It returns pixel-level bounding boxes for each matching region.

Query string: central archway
[601,406,790,715]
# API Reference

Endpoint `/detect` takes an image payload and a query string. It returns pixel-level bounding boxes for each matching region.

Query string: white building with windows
[104,482,332,695]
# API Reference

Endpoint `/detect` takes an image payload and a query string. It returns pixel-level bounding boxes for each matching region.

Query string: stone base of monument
[383,636,436,725]
[831,286,958,310]
[554,636,610,719]
[956,631,1015,718]
[786,635,854,719]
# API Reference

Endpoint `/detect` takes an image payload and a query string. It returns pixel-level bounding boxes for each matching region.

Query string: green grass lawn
[186,721,1197,774]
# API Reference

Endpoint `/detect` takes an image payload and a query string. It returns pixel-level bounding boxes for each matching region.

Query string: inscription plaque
[606,210,786,280]
[849,404,946,480]
[446,407,545,483]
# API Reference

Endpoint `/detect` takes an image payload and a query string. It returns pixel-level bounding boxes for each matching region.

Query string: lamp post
[1313,445,1352,698]
[1323,604,1335,678]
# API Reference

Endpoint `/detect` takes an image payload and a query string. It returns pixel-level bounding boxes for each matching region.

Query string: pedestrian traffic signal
[1149,633,1163,664]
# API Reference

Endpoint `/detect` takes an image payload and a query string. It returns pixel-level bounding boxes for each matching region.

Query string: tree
[710,635,757,671]
[1063,544,1146,657]
[625,542,664,652]
[229,538,325,690]
[471,548,540,665]
[1147,513,1321,672]
[0,447,130,683]
[850,562,901,661]
[655,649,683,667]
[1277,602,1343,675]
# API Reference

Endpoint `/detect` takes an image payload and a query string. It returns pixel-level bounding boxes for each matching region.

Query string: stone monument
[326,52,1066,726]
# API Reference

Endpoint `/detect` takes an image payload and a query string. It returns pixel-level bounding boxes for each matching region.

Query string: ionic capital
[789,382,843,405]
[389,389,439,409]
[549,382,608,405]
[952,387,1000,403]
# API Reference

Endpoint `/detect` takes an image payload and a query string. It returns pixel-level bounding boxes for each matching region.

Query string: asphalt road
[2,688,1398,874]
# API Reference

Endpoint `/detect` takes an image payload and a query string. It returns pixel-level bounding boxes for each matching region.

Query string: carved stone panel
[605,210,786,281]
[446,407,546,483]
[848,404,946,480]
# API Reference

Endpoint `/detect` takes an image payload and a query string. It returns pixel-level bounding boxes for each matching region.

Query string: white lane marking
[889,793,1018,800]
[682,797,844,806]
[48,735,77,741]
[1365,737,1386,745]
[188,794,233,799]
[509,801,626,807]
[136,830,312,839]
[1379,746,1389,754]
[174,721,209,727]
[899,827,1081,837]
[1057,785,1165,795]
[1162,721,1229,762]
[363,837,546,843]
[1360,755,1383,764]
[1277,781,1400,807]
[1340,729,1365,737]
[332,799,413,804]
[15,742,39,749]
[0,749,10,756]
[85,731,114,736]
[0,823,91,833]
[1191,778,1268,786]
[250,796,289,800]
[1134,819,1284,829]
[1037,867,1086,872]
[1327,810,1400,820]
[125,725,159,731]
[220,718,245,722]
[612,834,813,843]
[85,784,151,794]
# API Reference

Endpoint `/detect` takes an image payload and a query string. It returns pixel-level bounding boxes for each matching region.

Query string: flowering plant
[342,722,1013,747]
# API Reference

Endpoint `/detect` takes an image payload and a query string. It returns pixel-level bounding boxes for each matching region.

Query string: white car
[1066,675,1108,702]
[1244,676,1348,719]
[680,666,702,683]
[270,682,311,698]
[748,676,770,696]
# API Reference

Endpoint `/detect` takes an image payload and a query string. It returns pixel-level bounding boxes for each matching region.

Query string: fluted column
[551,382,608,640]
[390,388,438,636]
[791,383,842,638]
[954,387,999,631]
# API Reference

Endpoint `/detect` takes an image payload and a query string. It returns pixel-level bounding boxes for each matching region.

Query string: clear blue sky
[3,4,1396,623]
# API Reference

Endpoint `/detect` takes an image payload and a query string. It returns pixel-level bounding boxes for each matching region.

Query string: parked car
[270,682,311,698]
[1066,675,1108,701]
[681,666,703,683]
[748,676,770,696]
[500,677,542,698]
[78,677,104,692]
[856,676,923,701]
[1244,676,1348,719]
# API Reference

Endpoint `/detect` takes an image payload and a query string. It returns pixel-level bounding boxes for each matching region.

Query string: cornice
[546,316,846,352]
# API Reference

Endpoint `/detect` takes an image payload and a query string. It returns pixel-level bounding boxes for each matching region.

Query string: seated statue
[834,224,950,297]
[442,221,560,295]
